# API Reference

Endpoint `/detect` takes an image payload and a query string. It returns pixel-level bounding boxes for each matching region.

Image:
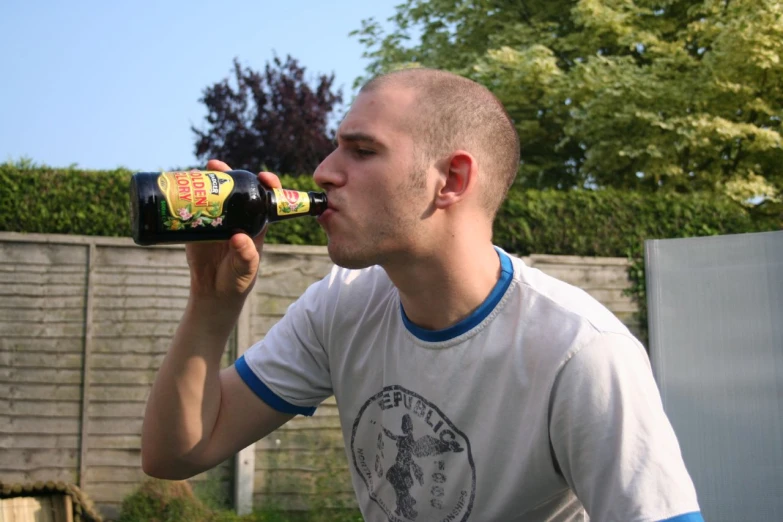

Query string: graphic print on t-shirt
[350,385,475,521]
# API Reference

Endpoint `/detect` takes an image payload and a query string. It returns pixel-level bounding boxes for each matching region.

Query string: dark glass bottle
[129,169,327,245]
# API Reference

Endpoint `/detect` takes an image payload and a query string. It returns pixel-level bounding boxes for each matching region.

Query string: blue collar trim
[401,248,513,342]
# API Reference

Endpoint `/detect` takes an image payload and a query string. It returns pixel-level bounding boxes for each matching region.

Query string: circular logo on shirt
[350,385,475,522]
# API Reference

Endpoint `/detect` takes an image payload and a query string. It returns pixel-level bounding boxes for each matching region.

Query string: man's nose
[313,150,345,189]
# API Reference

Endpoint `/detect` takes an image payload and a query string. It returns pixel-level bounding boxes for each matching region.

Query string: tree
[192,56,343,175]
[353,0,783,203]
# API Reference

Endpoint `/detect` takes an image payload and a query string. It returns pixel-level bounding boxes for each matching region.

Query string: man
[142,68,704,521]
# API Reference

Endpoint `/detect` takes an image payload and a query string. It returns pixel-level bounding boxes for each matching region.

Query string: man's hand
[186,159,282,302]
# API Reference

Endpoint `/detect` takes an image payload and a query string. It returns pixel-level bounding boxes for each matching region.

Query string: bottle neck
[307,192,328,216]
[266,189,328,222]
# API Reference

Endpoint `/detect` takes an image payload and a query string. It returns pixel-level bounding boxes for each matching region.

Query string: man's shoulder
[504,251,631,337]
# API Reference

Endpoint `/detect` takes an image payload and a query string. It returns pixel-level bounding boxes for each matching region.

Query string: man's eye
[355,149,375,157]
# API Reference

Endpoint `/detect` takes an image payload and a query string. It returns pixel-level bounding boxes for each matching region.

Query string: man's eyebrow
[337,132,381,144]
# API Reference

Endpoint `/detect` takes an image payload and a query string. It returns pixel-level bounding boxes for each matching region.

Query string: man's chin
[327,243,376,270]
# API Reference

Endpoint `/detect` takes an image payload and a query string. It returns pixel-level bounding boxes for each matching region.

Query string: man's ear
[435,151,477,210]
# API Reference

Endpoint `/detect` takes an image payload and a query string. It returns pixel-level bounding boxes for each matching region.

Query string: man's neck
[384,242,502,332]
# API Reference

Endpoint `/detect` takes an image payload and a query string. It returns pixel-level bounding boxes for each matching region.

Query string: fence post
[233,291,255,515]
[78,242,97,488]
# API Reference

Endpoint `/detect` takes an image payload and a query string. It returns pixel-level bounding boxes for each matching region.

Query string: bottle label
[274,188,311,216]
[157,170,234,230]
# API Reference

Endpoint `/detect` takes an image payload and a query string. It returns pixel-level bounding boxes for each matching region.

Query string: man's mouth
[317,207,336,225]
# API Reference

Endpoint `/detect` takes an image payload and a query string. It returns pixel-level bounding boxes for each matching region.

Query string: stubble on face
[326,162,432,270]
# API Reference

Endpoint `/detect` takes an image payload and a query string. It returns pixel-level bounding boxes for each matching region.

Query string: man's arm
[141,299,293,480]
[141,160,293,480]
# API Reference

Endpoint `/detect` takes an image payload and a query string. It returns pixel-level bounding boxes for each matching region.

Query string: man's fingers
[258,171,282,189]
[206,159,232,172]
[252,173,280,251]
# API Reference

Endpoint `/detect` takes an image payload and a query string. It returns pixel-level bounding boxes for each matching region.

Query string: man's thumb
[229,233,260,278]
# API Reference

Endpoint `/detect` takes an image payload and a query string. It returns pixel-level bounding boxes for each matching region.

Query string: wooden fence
[0,231,638,519]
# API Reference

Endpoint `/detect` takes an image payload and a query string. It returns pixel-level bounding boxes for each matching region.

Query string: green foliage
[117,479,212,522]
[353,0,783,201]
[494,187,779,257]
[192,472,234,512]
[0,160,134,237]
[115,478,361,522]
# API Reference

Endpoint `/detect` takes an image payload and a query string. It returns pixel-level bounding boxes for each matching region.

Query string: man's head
[360,68,520,219]
[314,68,519,269]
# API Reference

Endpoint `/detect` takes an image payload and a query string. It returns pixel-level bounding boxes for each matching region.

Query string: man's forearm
[141,297,244,478]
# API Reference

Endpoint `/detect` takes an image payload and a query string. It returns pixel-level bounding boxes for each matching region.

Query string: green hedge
[495,188,780,257]
[3,162,777,253]
[0,163,135,237]
[2,162,780,343]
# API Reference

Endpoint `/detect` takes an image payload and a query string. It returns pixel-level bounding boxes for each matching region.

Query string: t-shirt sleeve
[236,274,333,417]
[549,332,703,521]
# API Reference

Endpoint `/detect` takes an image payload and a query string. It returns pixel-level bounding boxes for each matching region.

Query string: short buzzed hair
[361,68,520,219]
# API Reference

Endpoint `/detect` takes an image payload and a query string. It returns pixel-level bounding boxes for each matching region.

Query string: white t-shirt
[237,248,704,521]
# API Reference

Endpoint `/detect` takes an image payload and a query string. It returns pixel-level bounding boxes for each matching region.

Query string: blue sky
[0,0,402,171]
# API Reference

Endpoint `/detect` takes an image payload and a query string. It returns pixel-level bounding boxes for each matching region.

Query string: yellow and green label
[157,170,234,230]
[273,188,310,216]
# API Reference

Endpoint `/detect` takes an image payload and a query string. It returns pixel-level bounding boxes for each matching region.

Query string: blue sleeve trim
[234,355,317,417]
[658,512,704,522]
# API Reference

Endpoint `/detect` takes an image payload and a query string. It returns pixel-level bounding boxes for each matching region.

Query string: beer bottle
[130,169,327,245]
